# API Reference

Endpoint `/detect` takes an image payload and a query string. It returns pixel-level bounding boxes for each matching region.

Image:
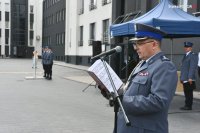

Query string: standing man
[42,46,48,78]
[180,42,198,110]
[98,23,178,133]
[46,47,54,80]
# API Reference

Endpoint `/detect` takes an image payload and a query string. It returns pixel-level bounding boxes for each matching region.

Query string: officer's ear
[152,40,160,47]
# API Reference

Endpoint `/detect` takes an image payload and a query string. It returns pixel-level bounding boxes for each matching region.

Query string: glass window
[89,0,97,10]
[90,23,95,40]
[62,9,65,21]
[102,19,109,43]
[5,37,9,44]
[79,0,84,14]
[79,26,83,46]
[30,5,34,13]
[5,12,9,21]
[59,10,62,22]
[5,29,9,38]
[5,22,9,28]
[62,32,65,45]
[30,22,33,29]
[56,12,59,23]
[30,39,33,46]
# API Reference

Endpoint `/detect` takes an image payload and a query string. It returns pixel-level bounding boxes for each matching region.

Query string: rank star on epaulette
[138,72,149,76]
[161,56,170,61]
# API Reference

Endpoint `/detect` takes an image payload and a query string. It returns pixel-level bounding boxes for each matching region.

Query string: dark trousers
[43,64,48,76]
[183,81,196,108]
[46,64,53,77]
[198,67,200,77]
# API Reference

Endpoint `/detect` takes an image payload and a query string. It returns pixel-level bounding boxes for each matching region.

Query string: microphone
[91,46,122,61]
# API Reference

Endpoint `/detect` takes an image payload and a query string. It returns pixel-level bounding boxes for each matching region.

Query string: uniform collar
[147,52,164,65]
[133,52,164,75]
[186,51,191,56]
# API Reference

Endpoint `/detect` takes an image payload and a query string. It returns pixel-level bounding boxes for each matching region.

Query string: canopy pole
[170,38,173,61]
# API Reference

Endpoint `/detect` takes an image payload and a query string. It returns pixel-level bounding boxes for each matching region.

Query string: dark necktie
[183,54,187,61]
[140,61,146,68]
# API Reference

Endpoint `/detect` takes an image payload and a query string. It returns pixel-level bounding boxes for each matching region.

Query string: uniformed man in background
[41,46,48,78]
[180,42,198,110]
[98,23,178,133]
[45,47,54,80]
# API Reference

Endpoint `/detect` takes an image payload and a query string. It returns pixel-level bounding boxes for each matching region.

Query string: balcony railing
[78,40,83,46]
[88,39,95,45]
[102,0,111,6]
[89,4,97,11]
[78,8,84,15]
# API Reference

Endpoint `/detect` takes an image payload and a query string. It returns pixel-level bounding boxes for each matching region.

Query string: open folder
[88,59,123,93]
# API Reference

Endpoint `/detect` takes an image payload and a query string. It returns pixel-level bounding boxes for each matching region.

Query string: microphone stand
[82,80,96,92]
[99,56,131,133]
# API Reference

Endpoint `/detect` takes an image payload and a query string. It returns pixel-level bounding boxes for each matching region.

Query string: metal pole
[34,52,36,79]
[170,38,173,61]
[101,58,131,127]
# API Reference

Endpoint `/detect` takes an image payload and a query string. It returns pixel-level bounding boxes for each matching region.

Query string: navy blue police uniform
[42,46,48,77]
[116,23,178,133]
[180,42,198,110]
[46,48,54,80]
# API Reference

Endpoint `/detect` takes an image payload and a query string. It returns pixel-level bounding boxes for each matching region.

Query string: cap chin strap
[136,31,163,41]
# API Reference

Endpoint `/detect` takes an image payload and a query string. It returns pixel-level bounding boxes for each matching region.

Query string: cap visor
[129,37,148,41]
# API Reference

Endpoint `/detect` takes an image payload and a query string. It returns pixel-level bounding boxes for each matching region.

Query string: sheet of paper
[88,59,123,92]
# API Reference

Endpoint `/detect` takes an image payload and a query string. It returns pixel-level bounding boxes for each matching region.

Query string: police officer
[98,23,178,133]
[180,42,198,110]
[41,46,48,78]
[45,47,54,80]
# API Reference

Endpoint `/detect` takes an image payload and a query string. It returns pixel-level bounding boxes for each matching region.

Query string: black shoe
[180,106,192,110]
[43,75,46,77]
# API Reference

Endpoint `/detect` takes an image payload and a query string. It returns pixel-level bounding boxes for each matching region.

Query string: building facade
[111,0,200,80]
[66,0,112,65]
[0,0,42,58]
[43,0,66,61]
[42,0,112,65]
[0,0,11,57]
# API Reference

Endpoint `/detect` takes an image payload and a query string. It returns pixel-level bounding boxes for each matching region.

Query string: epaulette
[161,56,170,61]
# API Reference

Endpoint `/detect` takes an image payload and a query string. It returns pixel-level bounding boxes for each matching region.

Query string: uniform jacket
[46,51,54,65]
[117,52,178,133]
[41,51,47,64]
[43,51,54,65]
[180,51,198,81]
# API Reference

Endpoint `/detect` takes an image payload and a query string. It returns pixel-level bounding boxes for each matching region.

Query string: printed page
[88,59,123,92]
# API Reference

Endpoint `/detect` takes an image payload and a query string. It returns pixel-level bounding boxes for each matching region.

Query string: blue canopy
[110,0,200,38]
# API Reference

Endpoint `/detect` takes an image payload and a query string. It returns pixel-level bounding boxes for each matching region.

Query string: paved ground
[0,59,199,133]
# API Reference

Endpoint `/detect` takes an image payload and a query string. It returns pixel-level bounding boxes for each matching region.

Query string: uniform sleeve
[188,54,198,79]
[122,62,178,115]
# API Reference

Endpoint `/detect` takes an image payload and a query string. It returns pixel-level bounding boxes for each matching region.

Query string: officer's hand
[97,85,111,100]
[188,79,193,85]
